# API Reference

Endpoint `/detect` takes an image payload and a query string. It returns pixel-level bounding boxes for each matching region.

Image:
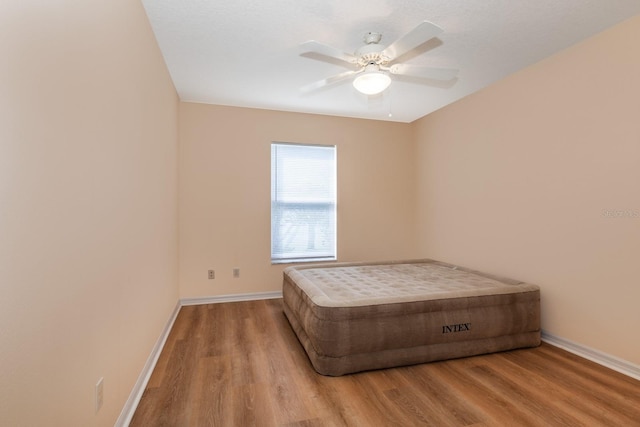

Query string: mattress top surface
[284,260,539,307]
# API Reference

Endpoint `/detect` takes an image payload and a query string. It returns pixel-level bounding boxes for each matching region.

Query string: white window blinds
[271,143,336,263]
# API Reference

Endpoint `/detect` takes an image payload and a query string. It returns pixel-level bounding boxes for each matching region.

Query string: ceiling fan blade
[382,21,443,61]
[301,69,362,93]
[300,41,358,64]
[389,64,458,81]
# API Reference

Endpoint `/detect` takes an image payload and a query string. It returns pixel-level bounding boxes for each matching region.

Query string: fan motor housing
[355,42,390,67]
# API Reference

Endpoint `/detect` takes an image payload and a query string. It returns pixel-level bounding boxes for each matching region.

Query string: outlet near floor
[233,268,240,278]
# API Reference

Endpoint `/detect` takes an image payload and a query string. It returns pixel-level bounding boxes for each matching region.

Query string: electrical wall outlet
[208,270,215,279]
[95,377,104,413]
[233,268,240,278]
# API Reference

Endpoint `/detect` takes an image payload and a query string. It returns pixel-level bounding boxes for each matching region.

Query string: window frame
[270,142,337,264]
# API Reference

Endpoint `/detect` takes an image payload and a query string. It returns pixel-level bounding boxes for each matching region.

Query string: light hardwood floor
[130,299,640,426]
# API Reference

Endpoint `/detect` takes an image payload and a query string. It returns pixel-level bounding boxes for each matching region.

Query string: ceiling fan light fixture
[353,66,391,95]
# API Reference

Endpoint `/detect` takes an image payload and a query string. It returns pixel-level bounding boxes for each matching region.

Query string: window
[271,143,336,263]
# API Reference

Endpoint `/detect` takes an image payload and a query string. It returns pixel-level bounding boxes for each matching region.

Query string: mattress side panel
[309,332,541,376]
[309,291,540,357]
[282,294,325,372]
[282,273,328,358]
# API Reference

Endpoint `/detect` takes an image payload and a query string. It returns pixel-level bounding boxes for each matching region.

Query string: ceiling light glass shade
[353,69,391,95]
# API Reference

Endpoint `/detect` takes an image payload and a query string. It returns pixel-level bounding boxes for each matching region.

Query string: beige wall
[0,1,178,426]
[179,103,417,297]
[413,16,640,365]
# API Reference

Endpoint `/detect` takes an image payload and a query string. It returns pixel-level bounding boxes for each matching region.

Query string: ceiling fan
[300,21,458,95]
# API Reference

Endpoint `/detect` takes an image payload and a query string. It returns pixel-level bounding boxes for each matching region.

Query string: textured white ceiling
[142,0,640,122]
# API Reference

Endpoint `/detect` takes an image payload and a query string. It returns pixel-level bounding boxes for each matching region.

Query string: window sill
[271,257,336,265]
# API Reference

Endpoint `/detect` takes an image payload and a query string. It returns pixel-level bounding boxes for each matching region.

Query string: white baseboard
[541,330,640,381]
[115,300,181,427]
[116,291,283,426]
[180,290,283,306]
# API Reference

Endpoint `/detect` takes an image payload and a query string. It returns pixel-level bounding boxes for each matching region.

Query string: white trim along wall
[541,331,640,381]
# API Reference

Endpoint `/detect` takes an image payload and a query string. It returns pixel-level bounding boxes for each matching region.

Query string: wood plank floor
[130,299,640,426]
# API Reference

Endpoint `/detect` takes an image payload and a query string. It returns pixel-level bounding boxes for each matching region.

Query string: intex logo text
[442,323,471,334]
